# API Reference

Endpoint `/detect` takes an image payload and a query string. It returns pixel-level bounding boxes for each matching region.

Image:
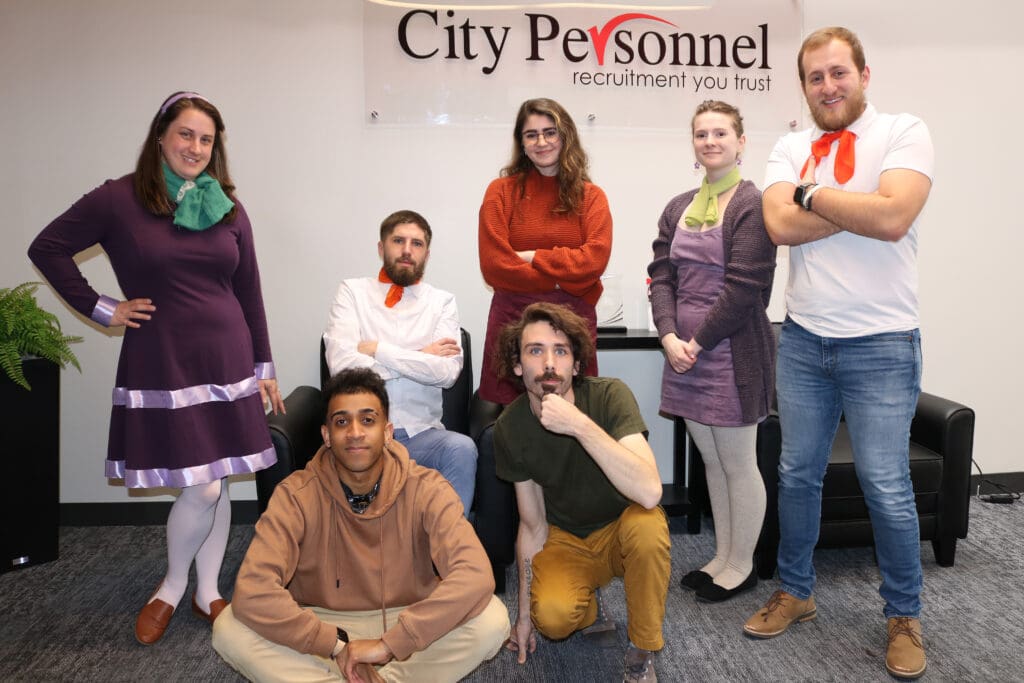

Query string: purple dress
[28,175,277,488]
[659,225,744,426]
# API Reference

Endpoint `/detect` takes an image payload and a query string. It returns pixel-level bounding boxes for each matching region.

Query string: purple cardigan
[647,179,777,423]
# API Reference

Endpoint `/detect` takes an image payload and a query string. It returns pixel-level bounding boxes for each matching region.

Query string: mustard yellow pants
[531,504,670,651]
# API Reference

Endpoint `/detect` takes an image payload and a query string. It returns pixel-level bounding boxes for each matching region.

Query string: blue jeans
[394,428,477,517]
[775,319,923,618]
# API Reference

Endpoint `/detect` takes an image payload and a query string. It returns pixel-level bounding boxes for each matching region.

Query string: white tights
[150,477,231,612]
[685,421,766,590]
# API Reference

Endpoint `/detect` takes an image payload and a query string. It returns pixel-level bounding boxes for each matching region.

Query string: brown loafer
[191,596,229,624]
[743,590,817,639]
[886,617,926,679]
[135,598,175,645]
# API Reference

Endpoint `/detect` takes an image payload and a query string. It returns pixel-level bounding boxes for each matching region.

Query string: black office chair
[255,329,473,513]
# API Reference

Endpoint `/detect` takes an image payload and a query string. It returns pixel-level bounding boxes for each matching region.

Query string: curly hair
[322,368,390,423]
[494,302,595,388]
[133,91,238,222]
[500,98,590,215]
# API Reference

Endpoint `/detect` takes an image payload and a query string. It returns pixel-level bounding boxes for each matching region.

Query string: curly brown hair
[133,91,238,222]
[494,302,595,387]
[500,98,590,215]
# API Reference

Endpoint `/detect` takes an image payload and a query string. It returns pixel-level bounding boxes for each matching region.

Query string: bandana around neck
[801,129,857,184]
[161,163,234,232]
[683,166,742,228]
[341,477,381,514]
[378,267,419,308]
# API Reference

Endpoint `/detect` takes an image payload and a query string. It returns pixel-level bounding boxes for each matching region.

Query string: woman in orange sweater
[478,98,612,404]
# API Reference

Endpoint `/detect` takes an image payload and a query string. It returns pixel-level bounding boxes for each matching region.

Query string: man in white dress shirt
[324,210,477,514]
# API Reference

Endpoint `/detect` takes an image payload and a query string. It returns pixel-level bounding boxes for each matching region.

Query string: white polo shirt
[765,103,934,337]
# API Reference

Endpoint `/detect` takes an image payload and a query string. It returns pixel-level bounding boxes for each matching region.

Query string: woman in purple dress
[28,91,285,644]
[647,100,776,603]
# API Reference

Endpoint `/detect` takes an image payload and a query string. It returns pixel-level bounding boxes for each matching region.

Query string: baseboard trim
[60,500,259,526]
[59,471,1021,527]
[970,471,1024,496]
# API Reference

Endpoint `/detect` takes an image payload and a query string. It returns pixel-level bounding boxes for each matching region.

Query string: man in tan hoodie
[212,368,510,683]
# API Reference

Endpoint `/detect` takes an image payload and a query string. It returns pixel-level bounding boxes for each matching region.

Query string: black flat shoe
[680,569,714,591]
[695,571,757,603]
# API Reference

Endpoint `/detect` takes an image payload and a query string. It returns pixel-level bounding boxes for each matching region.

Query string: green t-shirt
[494,377,649,537]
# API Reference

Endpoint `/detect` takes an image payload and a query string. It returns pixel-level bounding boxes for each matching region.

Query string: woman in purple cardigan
[647,100,776,603]
[28,92,285,644]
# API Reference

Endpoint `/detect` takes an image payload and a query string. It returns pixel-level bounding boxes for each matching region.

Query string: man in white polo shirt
[742,26,934,680]
[323,210,476,514]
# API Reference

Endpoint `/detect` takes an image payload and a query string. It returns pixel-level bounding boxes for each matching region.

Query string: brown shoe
[886,617,926,679]
[743,590,817,638]
[135,598,175,645]
[191,596,228,624]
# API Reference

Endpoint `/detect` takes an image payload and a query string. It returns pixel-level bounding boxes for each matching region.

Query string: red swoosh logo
[587,13,678,66]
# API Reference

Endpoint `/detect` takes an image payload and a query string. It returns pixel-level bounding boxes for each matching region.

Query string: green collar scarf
[683,167,742,228]
[162,163,235,232]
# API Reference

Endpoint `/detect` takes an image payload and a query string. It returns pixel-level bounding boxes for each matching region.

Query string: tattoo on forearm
[524,558,532,588]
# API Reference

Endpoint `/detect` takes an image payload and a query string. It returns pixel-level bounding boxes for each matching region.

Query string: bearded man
[323,210,477,514]
[743,26,934,680]
[493,302,670,683]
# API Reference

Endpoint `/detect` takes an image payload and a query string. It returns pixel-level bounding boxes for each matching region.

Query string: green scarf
[683,167,742,228]
[162,163,235,232]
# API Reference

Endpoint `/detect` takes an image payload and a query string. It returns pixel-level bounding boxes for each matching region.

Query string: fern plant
[0,282,82,390]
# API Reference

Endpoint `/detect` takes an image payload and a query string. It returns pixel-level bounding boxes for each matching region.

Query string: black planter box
[1,357,60,572]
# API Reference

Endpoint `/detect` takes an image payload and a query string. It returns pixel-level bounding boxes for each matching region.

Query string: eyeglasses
[521,128,560,145]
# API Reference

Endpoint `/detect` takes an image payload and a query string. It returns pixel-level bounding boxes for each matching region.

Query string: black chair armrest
[911,392,974,454]
[470,391,504,443]
[256,386,324,514]
[911,391,975,539]
[440,328,473,436]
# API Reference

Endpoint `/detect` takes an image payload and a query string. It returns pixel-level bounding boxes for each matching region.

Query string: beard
[808,85,867,132]
[534,371,566,395]
[383,256,425,287]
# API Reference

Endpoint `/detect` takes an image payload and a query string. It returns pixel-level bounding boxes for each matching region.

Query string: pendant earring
[693,161,700,170]
[737,156,743,166]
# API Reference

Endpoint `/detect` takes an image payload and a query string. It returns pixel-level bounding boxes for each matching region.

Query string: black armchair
[256,328,473,514]
[754,391,976,579]
[469,393,515,593]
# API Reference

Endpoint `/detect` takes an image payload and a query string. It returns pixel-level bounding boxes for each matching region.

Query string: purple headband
[159,91,210,116]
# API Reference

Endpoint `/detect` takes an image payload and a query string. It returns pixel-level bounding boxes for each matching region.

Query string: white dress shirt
[323,278,462,436]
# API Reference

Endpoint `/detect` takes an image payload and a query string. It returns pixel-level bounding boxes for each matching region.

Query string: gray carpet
[2,497,1022,682]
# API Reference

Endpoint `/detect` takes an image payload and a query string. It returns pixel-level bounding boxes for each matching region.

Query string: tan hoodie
[231,440,494,661]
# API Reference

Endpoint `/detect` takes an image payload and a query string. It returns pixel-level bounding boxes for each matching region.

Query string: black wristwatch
[336,626,349,643]
[793,182,816,210]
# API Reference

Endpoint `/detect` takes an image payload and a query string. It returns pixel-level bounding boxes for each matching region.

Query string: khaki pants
[212,595,509,683]
[531,504,670,651]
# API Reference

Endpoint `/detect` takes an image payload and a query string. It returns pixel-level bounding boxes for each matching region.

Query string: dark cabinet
[1,357,60,572]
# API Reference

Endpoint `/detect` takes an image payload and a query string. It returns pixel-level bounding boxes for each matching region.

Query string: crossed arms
[764,162,932,246]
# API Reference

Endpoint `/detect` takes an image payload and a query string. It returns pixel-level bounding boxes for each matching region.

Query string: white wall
[2,1,1020,505]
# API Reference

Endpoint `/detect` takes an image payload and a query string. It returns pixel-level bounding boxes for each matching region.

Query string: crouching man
[494,302,671,682]
[213,368,509,683]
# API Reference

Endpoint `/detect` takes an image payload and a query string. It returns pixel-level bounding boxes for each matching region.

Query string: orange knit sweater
[478,169,612,306]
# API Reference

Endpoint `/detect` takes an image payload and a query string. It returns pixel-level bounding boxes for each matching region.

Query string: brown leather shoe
[135,598,175,645]
[743,590,817,638]
[191,596,228,624]
[886,617,926,679]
